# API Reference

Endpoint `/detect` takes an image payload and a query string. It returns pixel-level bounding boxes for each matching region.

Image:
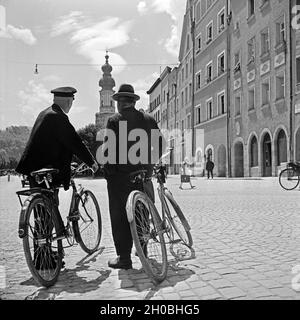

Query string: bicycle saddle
[30,168,59,177]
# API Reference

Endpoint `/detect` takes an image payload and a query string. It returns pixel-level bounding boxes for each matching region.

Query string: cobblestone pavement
[1,174,300,300]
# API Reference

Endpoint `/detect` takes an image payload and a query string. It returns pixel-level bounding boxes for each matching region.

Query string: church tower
[95,52,116,130]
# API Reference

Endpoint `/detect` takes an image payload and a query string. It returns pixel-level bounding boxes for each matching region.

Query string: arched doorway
[276,129,287,165]
[217,145,226,177]
[295,128,300,162]
[234,142,244,177]
[262,132,272,177]
[249,136,258,167]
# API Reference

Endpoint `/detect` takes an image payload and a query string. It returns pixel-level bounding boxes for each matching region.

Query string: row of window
[195,6,226,54]
[149,94,161,113]
[235,72,285,116]
[195,51,225,89]
[232,11,286,74]
[195,92,226,125]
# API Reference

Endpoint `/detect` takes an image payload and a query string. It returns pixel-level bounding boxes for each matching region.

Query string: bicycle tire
[22,194,63,287]
[126,190,168,283]
[163,189,193,247]
[73,189,102,254]
[279,168,300,191]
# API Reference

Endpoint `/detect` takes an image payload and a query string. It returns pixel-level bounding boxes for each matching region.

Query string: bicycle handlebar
[71,163,93,177]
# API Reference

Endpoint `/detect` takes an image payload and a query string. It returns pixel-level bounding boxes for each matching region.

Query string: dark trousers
[107,176,154,259]
[207,170,213,179]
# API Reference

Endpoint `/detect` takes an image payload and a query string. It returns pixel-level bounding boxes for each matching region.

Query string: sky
[0,0,186,130]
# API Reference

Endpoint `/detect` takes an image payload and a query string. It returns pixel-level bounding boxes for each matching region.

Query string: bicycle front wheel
[73,190,102,254]
[279,168,300,191]
[163,189,193,247]
[22,194,63,287]
[126,191,168,283]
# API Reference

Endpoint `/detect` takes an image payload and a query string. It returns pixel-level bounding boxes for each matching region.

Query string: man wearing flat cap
[103,83,165,270]
[17,86,99,236]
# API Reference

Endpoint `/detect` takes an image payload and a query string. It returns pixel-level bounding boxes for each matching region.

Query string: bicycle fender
[18,194,35,238]
[126,191,136,223]
[18,193,48,239]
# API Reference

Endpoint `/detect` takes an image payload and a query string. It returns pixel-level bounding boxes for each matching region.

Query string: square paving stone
[209,279,234,289]
[193,286,218,297]
[219,287,247,299]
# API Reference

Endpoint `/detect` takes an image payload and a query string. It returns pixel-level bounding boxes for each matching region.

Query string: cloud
[131,72,161,110]
[137,1,148,15]
[18,80,52,121]
[5,25,37,45]
[51,12,133,73]
[164,25,180,57]
[51,11,83,37]
[136,0,185,57]
[0,5,37,45]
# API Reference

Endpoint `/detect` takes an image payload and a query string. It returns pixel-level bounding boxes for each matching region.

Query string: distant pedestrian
[206,158,214,179]
[179,161,195,189]
[7,171,10,182]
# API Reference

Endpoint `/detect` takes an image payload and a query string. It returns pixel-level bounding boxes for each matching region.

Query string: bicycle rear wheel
[126,190,168,283]
[22,194,63,287]
[279,168,300,191]
[73,190,102,254]
[163,189,193,247]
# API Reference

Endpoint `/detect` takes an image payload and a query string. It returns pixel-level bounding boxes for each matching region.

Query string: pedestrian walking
[103,84,165,270]
[206,158,215,179]
[179,160,195,189]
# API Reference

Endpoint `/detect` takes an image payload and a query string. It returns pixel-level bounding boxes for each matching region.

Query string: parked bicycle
[126,159,193,283]
[279,162,300,191]
[16,163,102,287]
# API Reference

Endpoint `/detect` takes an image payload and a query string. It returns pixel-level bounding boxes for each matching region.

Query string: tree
[77,124,99,156]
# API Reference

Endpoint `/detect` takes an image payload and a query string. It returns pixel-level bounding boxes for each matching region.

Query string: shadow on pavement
[117,245,196,300]
[22,248,110,300]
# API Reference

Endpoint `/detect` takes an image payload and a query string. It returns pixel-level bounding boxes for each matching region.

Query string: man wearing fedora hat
[103,83,164,270]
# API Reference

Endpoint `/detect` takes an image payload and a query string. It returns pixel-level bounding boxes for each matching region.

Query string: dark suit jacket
[103,107,164,179]
[16,104,94,190]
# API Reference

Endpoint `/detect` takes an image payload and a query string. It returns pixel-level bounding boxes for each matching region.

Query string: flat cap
[51,87,77,97]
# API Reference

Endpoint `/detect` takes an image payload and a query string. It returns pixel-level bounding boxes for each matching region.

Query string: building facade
[147,0,296,178]
[230,0,292,177]
[193,0,229,177]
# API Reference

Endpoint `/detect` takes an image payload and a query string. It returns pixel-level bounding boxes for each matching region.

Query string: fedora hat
[112,84,140,101]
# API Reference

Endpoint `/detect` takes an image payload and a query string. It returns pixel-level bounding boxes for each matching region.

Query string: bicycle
[279,162,300,191]
[16,163,102,287]
[126,163,193,283]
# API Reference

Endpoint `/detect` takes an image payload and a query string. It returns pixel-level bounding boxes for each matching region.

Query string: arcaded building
[230,0,292,177]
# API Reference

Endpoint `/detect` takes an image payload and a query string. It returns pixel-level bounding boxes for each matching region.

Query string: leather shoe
[108,257,132,270]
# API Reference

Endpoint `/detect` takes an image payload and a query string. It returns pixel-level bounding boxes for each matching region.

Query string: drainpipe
[289,0,294,162]
[189,0,196,159]
[226,0,232,177]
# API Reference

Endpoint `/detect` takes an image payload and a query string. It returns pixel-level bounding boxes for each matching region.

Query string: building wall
[193,0,228,176]
[230,0,291,177]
